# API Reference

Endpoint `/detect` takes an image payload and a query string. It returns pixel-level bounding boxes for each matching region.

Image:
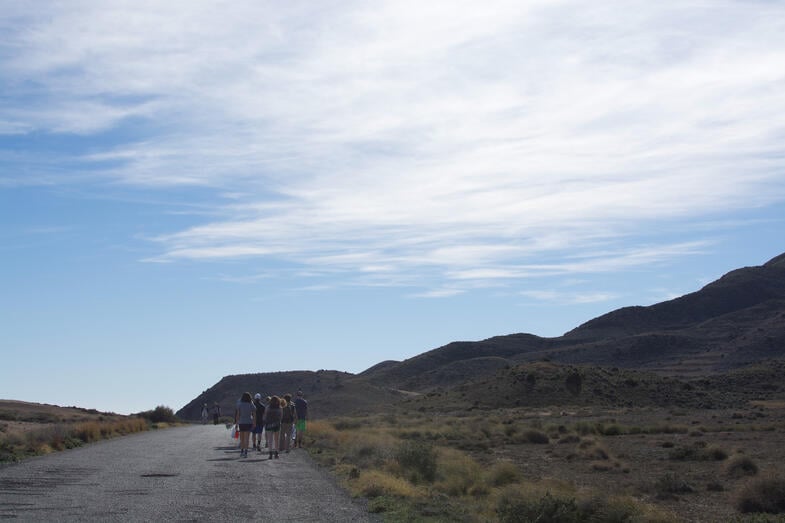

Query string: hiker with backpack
[263,395,283,459]
[280,394,296,453]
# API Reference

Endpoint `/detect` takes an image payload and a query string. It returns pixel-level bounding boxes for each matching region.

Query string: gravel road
[0,425,375,521]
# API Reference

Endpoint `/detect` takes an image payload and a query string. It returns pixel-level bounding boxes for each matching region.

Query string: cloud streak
[3,1,785,294]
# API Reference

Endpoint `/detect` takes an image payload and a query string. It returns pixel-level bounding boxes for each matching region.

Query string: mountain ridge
[179,251,785,419]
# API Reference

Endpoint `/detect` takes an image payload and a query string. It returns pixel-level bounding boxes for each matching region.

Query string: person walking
[293,390,308,448]
[212,402,221,425]
[200,403,209,424]
[234,392,255,458]
[252,393,265,452]
[279,394,296,454]
[263,395,282,459]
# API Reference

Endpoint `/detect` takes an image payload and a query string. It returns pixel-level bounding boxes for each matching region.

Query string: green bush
[487,462,521,487]
[137,406,178,424]
[395,441,437,483]
[498,491,580,523]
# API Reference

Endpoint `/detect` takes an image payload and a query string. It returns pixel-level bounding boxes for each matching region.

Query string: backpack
[282,404,295,423]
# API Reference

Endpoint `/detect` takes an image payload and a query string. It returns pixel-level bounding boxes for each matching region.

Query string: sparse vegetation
[737,474,785,514]
[727,455,760,478]
[305,410,682,522]
[0,401,178,463]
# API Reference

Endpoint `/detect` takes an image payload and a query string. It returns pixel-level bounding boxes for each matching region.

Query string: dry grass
[306,411,678,521]
[0,402,169,462]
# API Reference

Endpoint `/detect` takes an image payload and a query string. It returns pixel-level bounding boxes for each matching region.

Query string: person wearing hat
[252,393,266,452]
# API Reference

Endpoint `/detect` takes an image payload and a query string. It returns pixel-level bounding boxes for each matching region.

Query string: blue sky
[2,1,784,415]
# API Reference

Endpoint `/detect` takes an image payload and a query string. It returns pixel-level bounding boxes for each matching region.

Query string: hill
[361,251,785,390]
[176,370,405,420]
[180,251,785,418]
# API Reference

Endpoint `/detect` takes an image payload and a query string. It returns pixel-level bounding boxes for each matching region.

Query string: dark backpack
[282,404,295,423]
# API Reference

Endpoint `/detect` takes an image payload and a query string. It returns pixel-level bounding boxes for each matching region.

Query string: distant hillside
[181,252,785,416]
[359,252,785,391]
[177,370,404,420]
[404,359,785,413]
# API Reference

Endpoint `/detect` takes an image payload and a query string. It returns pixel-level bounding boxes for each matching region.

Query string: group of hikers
[232,390,308,459]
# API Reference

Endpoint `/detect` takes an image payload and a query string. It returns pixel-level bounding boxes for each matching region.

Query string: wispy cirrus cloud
[2,1,785,294]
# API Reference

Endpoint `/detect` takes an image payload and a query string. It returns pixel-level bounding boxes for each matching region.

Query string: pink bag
[233,426,239,439]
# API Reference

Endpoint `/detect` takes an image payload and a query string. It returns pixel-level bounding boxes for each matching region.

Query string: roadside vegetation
[305,413,674,521]
[0,403,180,463]
[303,406,785,522]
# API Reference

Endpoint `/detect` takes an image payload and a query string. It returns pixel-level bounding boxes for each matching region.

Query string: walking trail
[0,424,375,521]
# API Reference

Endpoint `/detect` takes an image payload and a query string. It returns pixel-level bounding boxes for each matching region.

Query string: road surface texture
[0,424,376,521]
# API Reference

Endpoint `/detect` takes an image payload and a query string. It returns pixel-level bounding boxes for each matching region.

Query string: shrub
[487,462,522,487]
[597,423,624,436]
[565,372,583,396]
[435,448,482,496]
[727,456,759,479]
[655,472,695,498]
[737,475,785,514]
[497,491,580,523]
[669,444,728,461]
[395,441,437,483]
[578,440,610,461]
[523,429,549,444]
[354,470,419,499]
[137,406,178,424]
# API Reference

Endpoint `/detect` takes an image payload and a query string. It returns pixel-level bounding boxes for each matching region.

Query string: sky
[1,1,784,415]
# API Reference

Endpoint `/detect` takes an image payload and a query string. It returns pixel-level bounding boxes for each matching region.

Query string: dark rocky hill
[360,252,785,390]
[180,252,785,418]
[177,370,404,420]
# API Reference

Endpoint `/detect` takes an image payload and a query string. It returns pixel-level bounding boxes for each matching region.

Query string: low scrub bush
[577,439,611,461]
[669,444,728,461]
[137,406,178,424]
[496,488,649,523]
[497,490,580,523]
[655,472,695,498]
[487,461,522,487]
[435,448,482,496]
[737,474,785,514]
[522,429,550,444]
[0,417,149,462]
[726,456,759,478]
[395,441,437,483]
[353,469,420,499]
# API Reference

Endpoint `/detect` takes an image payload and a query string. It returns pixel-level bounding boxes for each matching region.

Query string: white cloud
[520,290,619,305]
[3,1,785,292]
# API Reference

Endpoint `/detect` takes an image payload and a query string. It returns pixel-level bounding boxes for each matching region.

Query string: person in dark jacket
[263,395,282,459]
[252,393,265,451]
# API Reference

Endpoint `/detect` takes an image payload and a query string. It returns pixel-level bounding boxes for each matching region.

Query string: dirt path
[0,424,374,521]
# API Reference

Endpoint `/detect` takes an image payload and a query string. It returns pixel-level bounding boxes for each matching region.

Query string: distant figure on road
[234,392,255,458]
[212,402,221,425]
[280,394,296,454]
[200,403,209,424]
[293,390,308,448]
[263,395,282,459]
[252,393,266,452]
